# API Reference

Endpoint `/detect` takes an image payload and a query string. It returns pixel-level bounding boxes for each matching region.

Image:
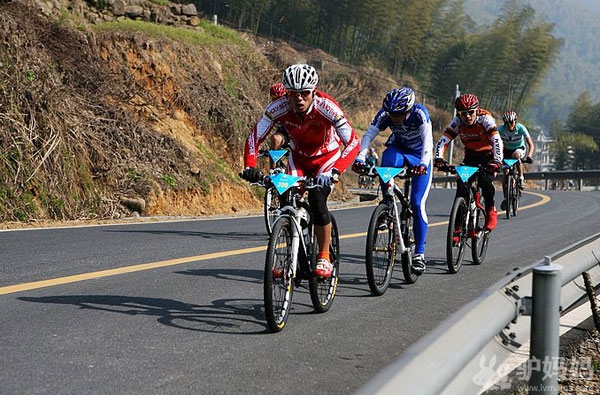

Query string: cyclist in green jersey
[498,111,535,209]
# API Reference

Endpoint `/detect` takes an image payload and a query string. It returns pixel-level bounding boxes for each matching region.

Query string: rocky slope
[0,0,451,225]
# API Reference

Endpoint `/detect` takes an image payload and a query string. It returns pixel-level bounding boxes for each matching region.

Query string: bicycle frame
[269,173,312,278]
[376,167,412,256]
[455,166,484,234]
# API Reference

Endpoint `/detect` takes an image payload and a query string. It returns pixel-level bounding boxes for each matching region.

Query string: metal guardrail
[357,232,600,395]
[432,169,600,190]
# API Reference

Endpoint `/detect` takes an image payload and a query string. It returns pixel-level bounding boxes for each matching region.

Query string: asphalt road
[1,188,599,395]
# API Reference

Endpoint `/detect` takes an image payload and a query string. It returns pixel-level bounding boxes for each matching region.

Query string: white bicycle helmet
[282,64,319,91]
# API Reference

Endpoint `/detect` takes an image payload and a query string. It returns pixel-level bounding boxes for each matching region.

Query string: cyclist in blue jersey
[498,111,535,209]
[352,87,433,274]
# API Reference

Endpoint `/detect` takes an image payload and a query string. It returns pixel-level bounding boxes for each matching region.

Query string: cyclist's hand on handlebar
[524,156,534,164]
[486,160,501,176]
[316,168,340,187]
[352,160,366,173]
[240,167,262,183]
[434,158,448,170]
[411,164,427,175]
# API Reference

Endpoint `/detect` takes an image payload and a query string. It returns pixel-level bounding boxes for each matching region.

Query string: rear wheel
[264,217,294,332]
[365,204,395,295]
[263,187,281,235]
[309,215,339,312]
[471,195,489,265]
[446,196,468,273]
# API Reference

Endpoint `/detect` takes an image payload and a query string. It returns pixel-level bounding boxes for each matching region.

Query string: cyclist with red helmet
[268,82,289,152]
[242,64,360,278]
[434,93,503,231]
[498,111,535,207]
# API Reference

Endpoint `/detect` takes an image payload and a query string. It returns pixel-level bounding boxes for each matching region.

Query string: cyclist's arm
[418,121,433,167]
[356,124,381,163]
[521,124,535,158]
[332,116,361,173]
[434,128,456,160]
[244,112,278,168]
[489,129,503,164]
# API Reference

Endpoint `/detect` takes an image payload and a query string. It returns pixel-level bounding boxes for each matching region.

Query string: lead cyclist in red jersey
[434,93,503,231]
[241,64,360,278]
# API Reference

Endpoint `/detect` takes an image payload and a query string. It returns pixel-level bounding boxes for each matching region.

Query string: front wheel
[264,216,294,332]
[309,215,339,312]
[446,196,468,274]
[511,181,520,217]
[505,176,514,219]
[263,187,281,235]
[365,204,395,295]
[471,200,490,265]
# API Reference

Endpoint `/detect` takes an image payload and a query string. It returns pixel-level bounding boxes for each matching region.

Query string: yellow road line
[0,246,265,295]
[0,192,550,296]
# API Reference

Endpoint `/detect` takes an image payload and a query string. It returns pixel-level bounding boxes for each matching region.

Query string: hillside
[464,0,600,130]
[0,0,451,226]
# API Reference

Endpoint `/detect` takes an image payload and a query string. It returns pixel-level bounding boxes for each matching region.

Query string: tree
[551,133,598,170]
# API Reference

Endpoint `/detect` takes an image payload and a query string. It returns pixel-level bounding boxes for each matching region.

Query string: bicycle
[357,167,375,188]
[262,173,340,332]
[363,166,418,296]
[257,149,288,235]
[437,163,490,273]
[502,158,521,219]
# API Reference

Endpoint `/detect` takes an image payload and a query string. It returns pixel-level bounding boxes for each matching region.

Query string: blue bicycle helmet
[382,87,416,114]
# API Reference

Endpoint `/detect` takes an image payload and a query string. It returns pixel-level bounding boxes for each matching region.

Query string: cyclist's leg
[310,151,339,276]
[513,148,526,187]
[404,154,432,256]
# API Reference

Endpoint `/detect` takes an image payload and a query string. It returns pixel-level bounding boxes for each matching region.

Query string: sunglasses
[458,109,477,116]
[288,90,312,97]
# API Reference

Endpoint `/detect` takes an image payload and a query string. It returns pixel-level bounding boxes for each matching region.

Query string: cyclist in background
[352,87,433,274]
[365,147,379,168]
[434,93,503,232]
[241,64,360,278]
[498,111,535,209]
[268,82,289,152]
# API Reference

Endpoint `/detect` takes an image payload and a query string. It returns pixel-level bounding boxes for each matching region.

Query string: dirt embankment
[0,0,452,228]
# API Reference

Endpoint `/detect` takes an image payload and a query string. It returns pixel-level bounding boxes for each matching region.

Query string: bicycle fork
[288,208,310,281]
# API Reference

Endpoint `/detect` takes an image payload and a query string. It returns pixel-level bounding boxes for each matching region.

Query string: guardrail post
[529,256,563,394]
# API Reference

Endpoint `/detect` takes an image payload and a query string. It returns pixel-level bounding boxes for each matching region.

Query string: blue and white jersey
[357,103,433,166]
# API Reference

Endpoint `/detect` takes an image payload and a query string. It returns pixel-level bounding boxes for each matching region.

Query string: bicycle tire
[264,216,294,332]
[263,187,281,235]
[401,212,418,284]
[446,196,468,273]
[365,203,395,295]
[512,183,520,217]
[471,200,489,265]
[309,214,339,312]
[505,176,514,219]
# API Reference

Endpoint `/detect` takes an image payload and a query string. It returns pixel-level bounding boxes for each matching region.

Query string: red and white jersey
[435,108,503,164]
[244,90,359,173]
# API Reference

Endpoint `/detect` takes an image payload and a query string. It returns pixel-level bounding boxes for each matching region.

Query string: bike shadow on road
[174,267,263,285]
[19,294,273,334]
[102,228,269,241]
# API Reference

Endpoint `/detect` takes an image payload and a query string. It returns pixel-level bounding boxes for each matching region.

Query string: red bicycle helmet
[269,82,287,100]
[455,94,479,111]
